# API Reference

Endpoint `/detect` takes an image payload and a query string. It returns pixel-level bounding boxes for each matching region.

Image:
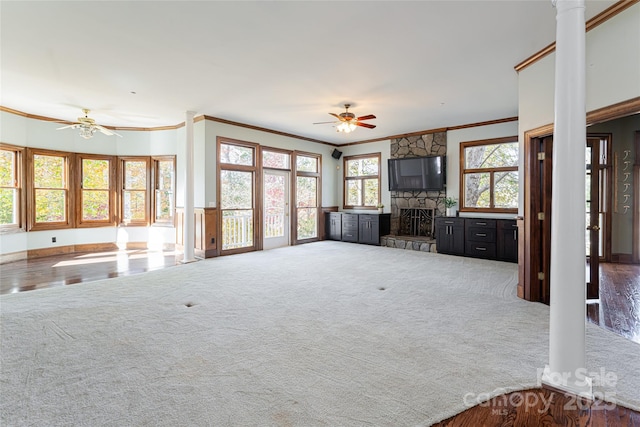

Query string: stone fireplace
[381,131,447,252]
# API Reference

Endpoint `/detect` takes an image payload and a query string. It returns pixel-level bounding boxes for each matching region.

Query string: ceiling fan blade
[355,122,376,129]
[313,121,339,125]
[356,114,376,121]
[56,124,79,130]
[329,113,346,121]
[95,124,122,137]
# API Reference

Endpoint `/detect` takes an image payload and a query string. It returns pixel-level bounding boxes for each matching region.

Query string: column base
[541,365,593,399]
[180,257,198,264]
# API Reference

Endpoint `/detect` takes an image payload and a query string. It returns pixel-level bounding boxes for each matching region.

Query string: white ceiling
[0,1,616,145]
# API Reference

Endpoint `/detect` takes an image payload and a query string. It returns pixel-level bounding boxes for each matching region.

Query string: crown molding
[1,105,517,147]
[515,0,638,72]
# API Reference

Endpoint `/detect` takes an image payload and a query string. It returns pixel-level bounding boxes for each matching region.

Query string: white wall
[518,2,640,215]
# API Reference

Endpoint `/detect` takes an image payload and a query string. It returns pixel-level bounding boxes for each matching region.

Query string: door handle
[586,225,600,231]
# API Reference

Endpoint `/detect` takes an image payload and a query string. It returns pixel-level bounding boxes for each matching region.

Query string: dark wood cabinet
[435,217,465,255]
[497,219,518,262]
[465,218,497,259]
[341,213,359,242]
[325,212,390,245]
[435,217,517,262]
[326,212,342,241]
[358,214,390,245]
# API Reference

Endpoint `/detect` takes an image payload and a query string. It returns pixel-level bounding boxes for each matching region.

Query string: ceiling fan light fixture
[78,125,96,139]
[336,121,357,133]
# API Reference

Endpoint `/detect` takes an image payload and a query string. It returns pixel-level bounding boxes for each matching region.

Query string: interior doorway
[521,101,640,304]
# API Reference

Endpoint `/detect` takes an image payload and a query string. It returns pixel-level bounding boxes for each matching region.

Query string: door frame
[521,97,640,302]
[262,168,291,250]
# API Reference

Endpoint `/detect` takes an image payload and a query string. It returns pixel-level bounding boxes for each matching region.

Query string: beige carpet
[1,241,638,426]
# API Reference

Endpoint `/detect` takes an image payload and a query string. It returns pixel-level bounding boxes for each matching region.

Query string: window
[120,157,150,225]
[153,157,175,224]
[28,148,71,230]
[344,153,380,209]
[0,145,23,230]
[77,154,115,227]
[218,139,258,253]
[460,137,518,212]
[295,153,321,241]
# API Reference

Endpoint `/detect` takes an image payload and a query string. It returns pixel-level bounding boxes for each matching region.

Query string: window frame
[343,153,381,210]
[76,153,116,228]
[459,136,519,214]
[0,144,25,233]
[293,151,322,244]
[119,156,151,226]
[27,148,74,231]
[151,156,176,226]
[217,137,260,255]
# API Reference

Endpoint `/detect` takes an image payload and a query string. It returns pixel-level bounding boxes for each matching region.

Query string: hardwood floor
[0,249,181,294]
[587,262,640,344]
[434,387,640,427]
[1,251,638,426]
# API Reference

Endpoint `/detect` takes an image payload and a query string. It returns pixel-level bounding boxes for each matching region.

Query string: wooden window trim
[151,156,176,226]
[27,148,74,231]
[119,156,151,226]
[343,152,381,210]
[76,154,116,228]
[459,136,519,214]
[293,151,322,244]
[0,143,26,233]
[217,137,261,255]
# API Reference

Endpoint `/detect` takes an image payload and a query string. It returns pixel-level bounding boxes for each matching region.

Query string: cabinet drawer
[435,217,464,227]
[358,214,379,225]
[342,230,358,242]
[342,220,358,230]
[465,219,496,229]
[465,242,496,258]
[466,227,496,243]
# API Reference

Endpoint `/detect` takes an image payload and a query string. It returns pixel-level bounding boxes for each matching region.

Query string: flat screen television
[388,155,446,191]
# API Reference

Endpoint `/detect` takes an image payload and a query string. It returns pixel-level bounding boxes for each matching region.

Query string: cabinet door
[497,220,518,262]
[330,213,342,240]
[435,218,465,255]
[358,215,379,245]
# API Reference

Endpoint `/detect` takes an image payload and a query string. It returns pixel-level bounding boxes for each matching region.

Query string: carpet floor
[1,241,638,426]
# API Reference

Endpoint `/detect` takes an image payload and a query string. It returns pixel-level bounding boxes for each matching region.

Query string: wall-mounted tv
[388,155,446,191]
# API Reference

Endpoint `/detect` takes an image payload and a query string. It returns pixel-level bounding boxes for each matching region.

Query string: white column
[542,0,592,398]
[182,111,197,263]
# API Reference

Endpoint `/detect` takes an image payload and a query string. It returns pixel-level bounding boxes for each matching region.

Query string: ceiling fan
[314,104,376,133]
[56,109,122,139]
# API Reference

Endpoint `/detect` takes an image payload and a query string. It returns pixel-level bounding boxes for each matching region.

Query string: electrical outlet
[210,237,215,244]
[52,237,56,243]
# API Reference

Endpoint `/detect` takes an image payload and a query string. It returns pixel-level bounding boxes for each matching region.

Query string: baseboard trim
[1,242,176,265]
[611,253,634,264]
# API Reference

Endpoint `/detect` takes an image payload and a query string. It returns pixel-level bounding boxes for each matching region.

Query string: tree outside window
[460,137,518,212]
[344,153,380,209]
[0,146,22,228]
[31,152,69,227]
[295,153,320,241]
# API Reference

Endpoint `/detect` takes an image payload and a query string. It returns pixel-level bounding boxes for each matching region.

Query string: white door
[263,170,290,250]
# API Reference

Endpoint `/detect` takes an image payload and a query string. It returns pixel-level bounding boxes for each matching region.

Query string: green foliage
[347,157,378,177]
[296,177,316,208]
[444,197,457,208]
[125,161,146,189]
[220,144,253,166]
[34,155,66,223]
[296,156,317,173]
[82,190,109,220]
[221,170,252,209]
[297,208,317,239]
[464,141,519,209]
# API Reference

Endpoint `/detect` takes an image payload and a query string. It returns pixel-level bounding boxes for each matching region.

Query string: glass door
[263,169,290,250]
